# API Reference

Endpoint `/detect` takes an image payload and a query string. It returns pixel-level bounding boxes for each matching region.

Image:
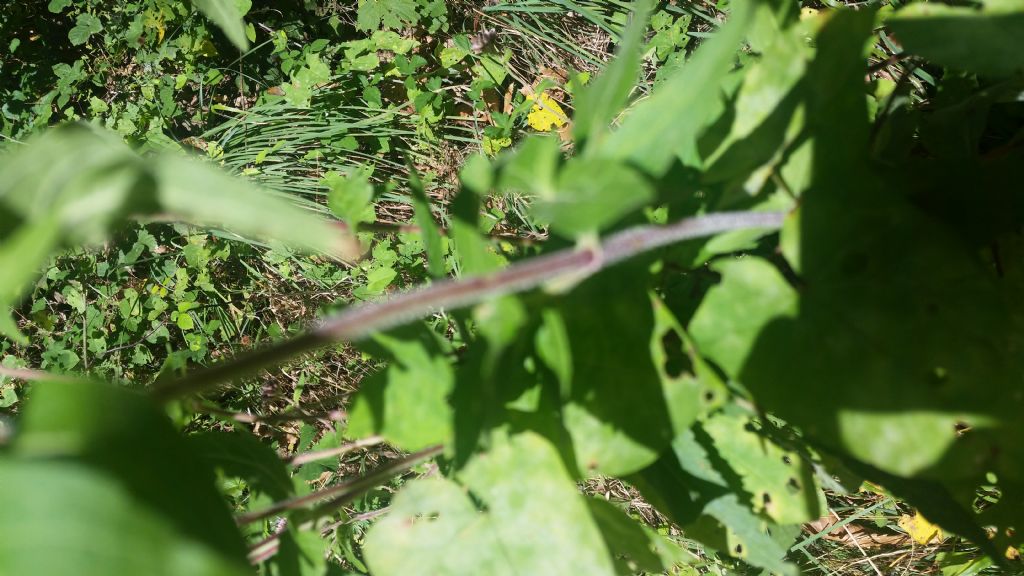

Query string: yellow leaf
[526,93,567,132]
[143,11,166,44]
[898,511,943,545]
[483,135,511,156]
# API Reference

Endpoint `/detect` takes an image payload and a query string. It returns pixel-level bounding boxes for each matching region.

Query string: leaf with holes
[363,432,617,575]
[702,413,825,525]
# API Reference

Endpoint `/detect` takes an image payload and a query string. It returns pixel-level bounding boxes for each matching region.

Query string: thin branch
[152,211,785,402]
[247,518,288,565]
[0,366,75,382]
[289,435,384,466]
[235,444,442,526]
[192,400,346,425]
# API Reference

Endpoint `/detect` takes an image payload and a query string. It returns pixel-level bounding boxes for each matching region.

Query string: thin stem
[0,366,75,382]
[191,400,346,425]
[235,444,442,526]
[152,211,785,402]
[289,436,384,466]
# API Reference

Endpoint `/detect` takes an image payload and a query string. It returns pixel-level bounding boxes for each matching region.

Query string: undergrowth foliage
[2,0,1024,575]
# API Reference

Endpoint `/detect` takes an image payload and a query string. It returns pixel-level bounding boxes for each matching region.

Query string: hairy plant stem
[235,444,443,525]
[152,210,785,402]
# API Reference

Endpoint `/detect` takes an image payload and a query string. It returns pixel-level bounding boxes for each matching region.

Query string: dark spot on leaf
[782,455,792,465]
[703,391,716,403]
[955,421,971,436]
[762,492,772,506]
[787,477,801,493]
[660,330,691,378]
[734,544,744,555]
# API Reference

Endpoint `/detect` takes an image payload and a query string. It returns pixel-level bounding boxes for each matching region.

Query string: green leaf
[586,498,682,574]
[701,4,809,184]
[459,153,493,196]
[11,380,248,564]
[348,328,454,450]
[689,9,1024,553]
[357,0,419,31]
[601,1,755,176]
[153,153,351,259]
[176,311,195,330]
[0,217,61,342]
[560,268,672,476]
[496,135,560,197]
[888,2,1024,77]
[191,0,250,51]
[448,187,502,276]
[702,413,825,525]
[0,460,249,576]
[47,0,71,13]
[363,432,618,575]
[650,295,728,434]
[573,0,654,148]
[533,157,653,238]
[695,494,798,576]
[689,257,797,378]
[68,13,102,46]
[325,169,375,227]
[190,430,295,501]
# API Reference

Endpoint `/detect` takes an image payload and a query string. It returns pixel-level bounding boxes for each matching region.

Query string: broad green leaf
[693,9,1024,551]
[458,153,493,196]
[650,295,728,434]
[702,413,825,525]
[154,152,354,259]
[573,0,653,148]
[888,2,1024,77]
[191,0,250,51]
[363,432,618,576]
[0,460,249,576]
[560,268,672,476]
[702,4,810,184]
[12,380,248,562]
[694,494,799,576]
[190,430,294,501]
[630,438,799,575]
[0,217,61,342]
[474,296,527,354]
[601,1,754,176]
[535,308,572,400]
[68,13,102,45]
[586,498,685,574]
[627,427,732,530]
[357,0,419,31]
[496,135,560,197]
[348,329,454,450]
[689,258,797,378]
[533,157,653,238]
[325,169,375,227]
[802,8,874,175]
